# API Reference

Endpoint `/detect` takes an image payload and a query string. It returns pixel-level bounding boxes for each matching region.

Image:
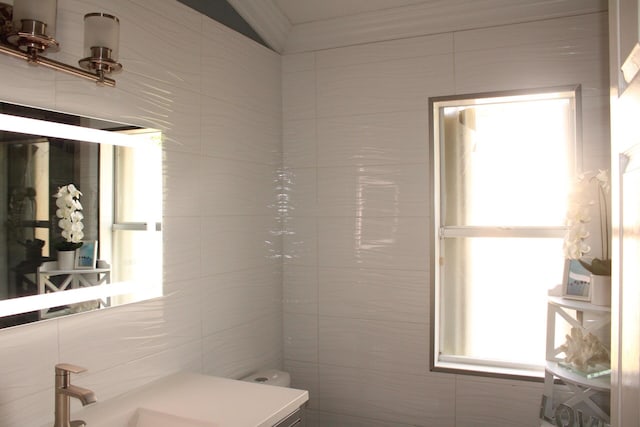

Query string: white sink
[73,372,308,427]
[130,408,218,427]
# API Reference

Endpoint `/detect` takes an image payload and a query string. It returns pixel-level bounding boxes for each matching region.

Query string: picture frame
[75,240,98,269]
[562,259,592,301]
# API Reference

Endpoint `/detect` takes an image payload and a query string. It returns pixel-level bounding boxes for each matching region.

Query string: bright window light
[432,87,579,377]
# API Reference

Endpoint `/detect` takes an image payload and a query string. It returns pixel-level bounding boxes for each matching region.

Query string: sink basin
[72,372,308,427]
[130,408,218,427]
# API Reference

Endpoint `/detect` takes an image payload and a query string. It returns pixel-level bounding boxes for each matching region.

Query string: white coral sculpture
[559,327,610,371]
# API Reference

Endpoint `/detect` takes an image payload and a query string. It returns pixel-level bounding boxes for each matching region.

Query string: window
[100,130,163,305]
[430,87,580,378]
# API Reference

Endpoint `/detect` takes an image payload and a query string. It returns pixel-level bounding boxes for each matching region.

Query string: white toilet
[241,368,291,387]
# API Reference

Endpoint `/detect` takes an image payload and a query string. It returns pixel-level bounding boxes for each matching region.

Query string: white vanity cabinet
[273,407,305,427]
[540,297,611,426]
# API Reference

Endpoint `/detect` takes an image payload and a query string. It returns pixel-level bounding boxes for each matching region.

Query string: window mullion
[440,225,567,238]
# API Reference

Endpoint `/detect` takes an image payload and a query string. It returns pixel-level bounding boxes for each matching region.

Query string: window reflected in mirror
[0,102,162,328]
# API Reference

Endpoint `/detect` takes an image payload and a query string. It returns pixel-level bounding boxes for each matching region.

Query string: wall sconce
[0,0,122,87]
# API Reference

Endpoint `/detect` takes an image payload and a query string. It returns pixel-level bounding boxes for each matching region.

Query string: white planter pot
[57,250,75,270]
[590,274,611,306]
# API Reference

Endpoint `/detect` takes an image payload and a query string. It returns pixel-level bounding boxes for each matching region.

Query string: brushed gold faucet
[53,363,97,427]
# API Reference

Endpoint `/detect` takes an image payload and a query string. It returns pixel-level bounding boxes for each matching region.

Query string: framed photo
[75,240,98,269]
[562,259,592,301]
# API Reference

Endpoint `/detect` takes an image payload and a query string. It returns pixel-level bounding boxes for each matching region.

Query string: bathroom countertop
[72,372,309,427]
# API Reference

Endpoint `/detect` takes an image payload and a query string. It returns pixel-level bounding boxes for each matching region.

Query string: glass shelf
[557,360,611,379]
[545,361,611,391]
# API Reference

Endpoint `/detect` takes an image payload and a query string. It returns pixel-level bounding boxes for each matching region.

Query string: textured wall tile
[316,33,453,69]
[317,110,428,167]
[284,265,318,315]
[318,365,455,426]
[201,266,282,336]
[315,410,418,427]
[316,164,429,217]
[316,55,454,118]
[200,156,277,216]
[283,216,318,266]
[0,321,58,405]
[454,12,607,53]
[129,0,202,30]
[201,19,281,117]
[283,52,315,73]
[455,41,607,96]
[163,151,204,217]
[0,39,55,110]
[57,294,200,372]
[200,215,280,274]
[0,389,52,427]
[319,317,429,374]
[318,217,429,270]
[455,375,545,427]
[201,96,282,165]
[319,267,429,323]
[454,13,608,96]
[284,119,317,168]
[202,313,283,379]
[283,70,317,121]
[283,167,318,217]
[162,217,202,284]
[284,312,319,363]
[582,94,611,168]
[284,360,319,409]
[70,340,203,405]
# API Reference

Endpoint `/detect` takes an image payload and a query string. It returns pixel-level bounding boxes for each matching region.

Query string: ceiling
[223,0,607,54]
[270,0,432,25]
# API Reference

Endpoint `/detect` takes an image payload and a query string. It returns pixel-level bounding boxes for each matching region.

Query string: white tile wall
[283,11,610,427]
[316,55,455,118]
[317,365,455,426]
[455,376,545,427]
[318,267,429,323]
[0,0,282,426]
[316,110,429,167]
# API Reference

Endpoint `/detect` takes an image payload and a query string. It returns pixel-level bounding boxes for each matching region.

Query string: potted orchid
[563,169,611,274]
[53,184,84,269]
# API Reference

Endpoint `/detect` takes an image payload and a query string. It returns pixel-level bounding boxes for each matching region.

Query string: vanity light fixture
[0,0,122,87]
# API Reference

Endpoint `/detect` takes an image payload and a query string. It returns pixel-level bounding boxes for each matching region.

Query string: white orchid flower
[563,169,610,262]
[53,184,85,246]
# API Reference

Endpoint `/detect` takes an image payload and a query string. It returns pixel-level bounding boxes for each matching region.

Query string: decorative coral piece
[559,327,610,371]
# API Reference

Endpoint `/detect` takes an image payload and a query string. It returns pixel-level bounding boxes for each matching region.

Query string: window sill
[432,358,544,382]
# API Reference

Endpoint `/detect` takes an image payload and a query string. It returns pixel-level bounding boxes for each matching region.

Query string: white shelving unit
[36,260,111,318]
[540,296,611,425]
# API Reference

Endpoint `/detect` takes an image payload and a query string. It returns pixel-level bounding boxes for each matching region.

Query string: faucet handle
[55,363,87,375]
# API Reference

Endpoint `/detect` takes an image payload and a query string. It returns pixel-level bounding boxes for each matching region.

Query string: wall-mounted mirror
[0,101,162,328]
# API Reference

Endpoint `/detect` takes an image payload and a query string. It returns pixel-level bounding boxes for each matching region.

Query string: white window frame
[429,86,582,379]
[99,130,163,304]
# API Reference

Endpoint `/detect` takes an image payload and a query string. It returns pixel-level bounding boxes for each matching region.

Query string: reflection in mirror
[0,101,162,328]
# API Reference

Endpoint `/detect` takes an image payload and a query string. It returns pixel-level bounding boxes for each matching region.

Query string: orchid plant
[53,183,84,251]
[563,169,611,275]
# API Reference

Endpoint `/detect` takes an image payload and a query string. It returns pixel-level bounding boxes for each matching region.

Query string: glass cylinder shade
[12,0,57,37]
[84,13,119,61]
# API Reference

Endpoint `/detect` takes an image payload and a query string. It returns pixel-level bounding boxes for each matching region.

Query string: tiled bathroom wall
[282,12,610,427]
[0,1,282,426]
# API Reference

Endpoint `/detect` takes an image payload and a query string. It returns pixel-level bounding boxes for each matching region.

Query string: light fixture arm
[0,42,115,86]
